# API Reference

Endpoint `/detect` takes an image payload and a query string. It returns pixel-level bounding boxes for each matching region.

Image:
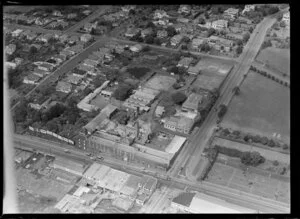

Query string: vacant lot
[206,161,290,204]
[256,47,290,75]
[127,67,150,79]
[192,73,225,92]
[222,71,290,144]
[90,94,109,109]
[144,75,176,91]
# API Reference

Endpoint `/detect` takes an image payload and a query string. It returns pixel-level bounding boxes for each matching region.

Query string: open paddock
[192,73,225,92]
[206,160,290,204]
[90,93,109,109]
[222,71,290,144]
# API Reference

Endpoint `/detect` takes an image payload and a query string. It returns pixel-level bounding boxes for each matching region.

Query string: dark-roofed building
[182,93,203,113]
[56,81,72,93]
[172,192,196,212]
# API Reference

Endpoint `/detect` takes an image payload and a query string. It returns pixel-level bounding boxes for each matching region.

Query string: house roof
[178,57,193,67]
[56,81,72,91]
[26,73,40,81]
[172,192,196,207]
[165,135,186,154]
[182,93,203,110]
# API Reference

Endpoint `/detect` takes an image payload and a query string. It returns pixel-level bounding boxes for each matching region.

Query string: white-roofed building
[211,19,228,30]
[165,135,186,154]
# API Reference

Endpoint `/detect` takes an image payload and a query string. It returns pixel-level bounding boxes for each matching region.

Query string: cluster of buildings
[282,11,290,26]
[54,162,158,212]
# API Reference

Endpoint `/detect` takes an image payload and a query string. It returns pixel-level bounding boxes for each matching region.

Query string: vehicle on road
[97,156,104,161]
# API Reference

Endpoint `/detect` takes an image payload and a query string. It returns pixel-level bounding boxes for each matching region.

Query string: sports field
[256,47,290,75]
[222,71,290,144]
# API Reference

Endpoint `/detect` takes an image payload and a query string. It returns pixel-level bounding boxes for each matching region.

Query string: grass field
[256,47,290,75]
[222,71,290,144]
[127,67,150,79]
[144,75,176,91]
[90,94,109,109]
[206,161,290,204]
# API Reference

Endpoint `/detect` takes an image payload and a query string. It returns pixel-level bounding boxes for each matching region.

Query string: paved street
[13,134,289,213]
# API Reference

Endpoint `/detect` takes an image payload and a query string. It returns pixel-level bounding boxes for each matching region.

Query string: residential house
[33,68,49,78]
[125,28,141,38]
[237,16,253,25]
[29,97,51,110]
[80,33,93,42]
[226,33,243,41]
[170,34,184,46]
[163,116,194,134]
[223,8,239,20]
[157,30,168,38]
[192,37,206,49]
[155,106,165,117]
[68,35,80,44]
[177,57,193,68]
[211,19,228,30]
[182,93,203,113]
[140,176,157,195]
[129,44,143,53]
[67,13,77,19]
[26,32,38,41]
[242,5,256,15]
[78,64,94,75]
[187,65,201,75]
[60,49,74,58]
[23,73,40,85]
[121,5,136,12]
[16,14,28,22]
[84,59,98,67]
[57,20,69,29]
[177,17,190,23]
[52,54,67,64]
[178,5,191,15]
[11,29,23,37]
[282,11,290,26]
[67,44,84,54]
[53,10,63,17]
[5,62,17,69]
[27,16,37,24]
[141,28,153,38]
[56,81,72,93]
[82,10,91,16]
[37,33,53,43]
[5,44,16,55]
[67,74,82,85]
[14,57,23,66]
[38,62,54,72]
[153,18,170,26]
[153,10,169,19]
[59,34,69,43]
[83,21,98,33]
[136,194,148,206]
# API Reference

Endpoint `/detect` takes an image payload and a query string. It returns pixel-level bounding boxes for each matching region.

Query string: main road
[13,134,289,213]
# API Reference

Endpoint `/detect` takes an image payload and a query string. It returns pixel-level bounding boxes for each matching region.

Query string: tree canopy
[171,92,187,105]
[113,84,133,101]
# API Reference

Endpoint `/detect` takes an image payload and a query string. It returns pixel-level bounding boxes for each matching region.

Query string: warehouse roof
[165,135,186,154]
[172,192,196,207]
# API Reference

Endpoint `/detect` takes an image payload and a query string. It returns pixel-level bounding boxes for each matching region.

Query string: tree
[268,139,276,147]
[236,45,243,55]
[273,160,279,166]
[146,21,156,29]
[14,102,28,123]
[236,39,243,46]
[243,32,250,43]
[249,26,254,33]
[200,43,211,52]
[222,128,230,136]
[171,92,187,105]
[267,6,279,15]
[153,37,161,45]
[144,35,154,44]
[207,28,215,37]
[204,11,209,19]
[233,86,240,95]
[113,84,133,101]
[129,9,136,16]
[166,26,177,37]
[217,104,227,119]
[260,136,269,145]
[198,17,205,25]
[241,151,265,166]
[283,144,289,150]
[232,130,240,137]
[46,120,59,133]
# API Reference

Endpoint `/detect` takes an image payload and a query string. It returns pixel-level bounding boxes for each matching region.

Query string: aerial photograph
[3,4,290,214]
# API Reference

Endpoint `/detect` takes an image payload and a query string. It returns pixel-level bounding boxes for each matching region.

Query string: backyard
[222,71,290,144]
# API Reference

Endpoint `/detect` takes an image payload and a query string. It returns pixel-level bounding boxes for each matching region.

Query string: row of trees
[215,145,266,167]
[250,66,289,88]
[220,127,289,150]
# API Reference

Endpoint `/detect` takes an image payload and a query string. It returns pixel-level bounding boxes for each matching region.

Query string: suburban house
[56,81,72,93]
[155,106,165,117]
[68,35,80,44]
[23,73,41,85]
[82,10,91,16]
[33,68,49,78]
[192,37,207,49]
[83,21,98,33]
[153,10,169,19]
[129,44,143,53]
[125,28,141,38]
[53,10,63,17]
[187,65,201,75]
[38,62,54,72]
[67,13,77,19]
[5,62,17,69]
[223,8,239,20]
[121,5,136,12]
[282,11,290,26]
[141,28,153,38]
[59,34,69,43]
[52,54,67,64]
[67,74,82,85]
[170,34,184,46]
[177,57,193,68]
[211,19,228,30]
[157,30,168,38]
[29,97,51,110]
[153,18,170,26]
[182,93,203,113]
[139,176,158,196]
[178,5,191,14]
[177,17,189,23]
[163,116,194,134]
[37,33,53,43]
[5,44,16,55]
[11,29,23,37]
[80,33,93,42]
[242,5,256,14]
